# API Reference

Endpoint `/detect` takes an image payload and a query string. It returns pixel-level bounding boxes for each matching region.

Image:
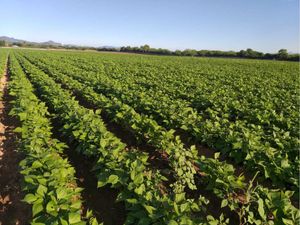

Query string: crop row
[0,49,8,76]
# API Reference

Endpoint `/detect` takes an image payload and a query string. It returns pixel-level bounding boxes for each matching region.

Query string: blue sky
[0,0,299,52]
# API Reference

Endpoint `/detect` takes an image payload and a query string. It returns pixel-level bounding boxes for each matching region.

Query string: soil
[48,113,127,225]
[0,62,31,225]
[64,147,126,225]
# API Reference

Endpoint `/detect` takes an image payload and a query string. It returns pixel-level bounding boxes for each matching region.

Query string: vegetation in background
[120,45,299,61]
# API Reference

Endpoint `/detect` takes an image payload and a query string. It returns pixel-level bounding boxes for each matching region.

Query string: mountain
[0,36,62,46]
[0,36,26,43]
[40,40,62,46]
[0,35,119,49]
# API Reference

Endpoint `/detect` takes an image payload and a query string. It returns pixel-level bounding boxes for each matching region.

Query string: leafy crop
[10,49,300,224]
[22,50,299,192]
[15,53,215,224]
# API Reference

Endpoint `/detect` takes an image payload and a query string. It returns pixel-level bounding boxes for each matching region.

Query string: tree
[287,54,300,61]
[245,48,255,58]
[238,50,246,57]
[174,50,182,56]
[182,49,197,56]
[141,44,150,52]
[197,50,208,57]
[277,49,288,60]
[0,40,6,47]
[132,46,140,52]
[264,53,275,60]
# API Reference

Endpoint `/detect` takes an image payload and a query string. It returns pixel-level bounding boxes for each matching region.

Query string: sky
[0,0,299,53]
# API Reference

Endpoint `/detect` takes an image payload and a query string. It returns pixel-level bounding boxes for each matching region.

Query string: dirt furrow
[49,116,127,225]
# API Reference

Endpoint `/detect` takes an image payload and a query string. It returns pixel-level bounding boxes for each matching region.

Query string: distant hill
[0,36,62,46]
[0,36,119,49]
[0,36,26,43]
[39,40,62,46]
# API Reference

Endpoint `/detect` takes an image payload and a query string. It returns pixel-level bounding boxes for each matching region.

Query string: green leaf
[175,193,185,203]
[180,203,189,212]
[282,218,294,225]
[173,202,179,215]
[85,209,93,219]
[32,202,43,217]
[133,173,144,185]
[100,139,107,149]
[60,218,69,225]
[72,222,86,225]
[18,112,27,121]
[181,124,188,131]
[221,199,228,208]
[24,193,37,203]
[126,198,138,204]
[168,220,178,225]
[71,200,82,210]
[69,212,81,224]
[60,204,70,210]
[191,202,200,211]
[36,184,47,197]
[281,158,290,168]
[207,215,215,221]
[97,180,107,188]
[208,221,219,225]
[31,161,43,169]
[143,204,156,215]
[232,142,242,149]
[177,168,183,176]
[57,188,68,200]
[140,154,148,163]
[14,127,23,133]
[207,215,219,225]
[257,198,265,219]
[46,200,56,214]
[91,218,99,225]
[134,184,145,195]
[107,175,119,185]
[284,190,294,198]
[214,152,220,159]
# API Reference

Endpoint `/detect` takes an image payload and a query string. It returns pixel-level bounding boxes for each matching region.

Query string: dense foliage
[119,46,299,61]
[19,50,299,190]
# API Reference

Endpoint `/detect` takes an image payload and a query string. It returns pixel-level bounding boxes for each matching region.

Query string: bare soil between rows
[0,62,31,225]
[50,117,126,225]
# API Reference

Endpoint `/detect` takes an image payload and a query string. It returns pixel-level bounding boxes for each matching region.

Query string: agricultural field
[0,48,299,224]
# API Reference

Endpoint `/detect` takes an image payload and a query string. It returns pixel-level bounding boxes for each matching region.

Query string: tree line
[119,45,299,61]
